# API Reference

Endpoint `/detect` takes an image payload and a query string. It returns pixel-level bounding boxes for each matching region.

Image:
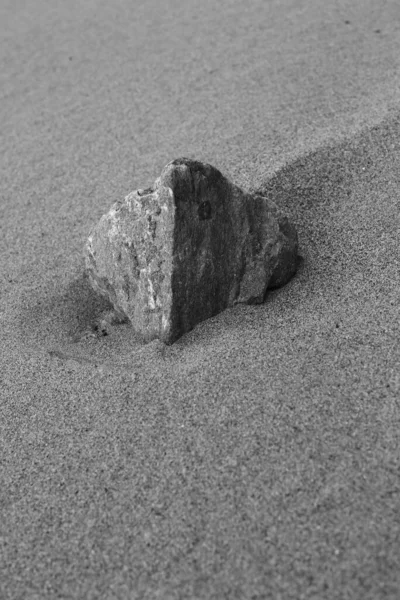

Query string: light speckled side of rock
[85,158,299,344]
[86,184,175,342]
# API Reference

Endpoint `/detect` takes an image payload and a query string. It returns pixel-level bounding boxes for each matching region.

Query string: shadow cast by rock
[18,269,116,348]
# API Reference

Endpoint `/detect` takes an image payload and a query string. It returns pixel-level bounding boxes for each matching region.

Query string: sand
[1,1,400,598]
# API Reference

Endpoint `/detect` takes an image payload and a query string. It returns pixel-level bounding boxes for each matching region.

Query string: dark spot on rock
[375,29,381,33]
[117,252,122,261]
[344,20,351,25]
[198,200,212,220]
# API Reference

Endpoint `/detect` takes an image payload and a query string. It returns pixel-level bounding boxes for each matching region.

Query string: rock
[85,158,299,344]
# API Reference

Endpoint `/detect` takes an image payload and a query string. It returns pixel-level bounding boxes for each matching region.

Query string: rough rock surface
[85,158,299,344]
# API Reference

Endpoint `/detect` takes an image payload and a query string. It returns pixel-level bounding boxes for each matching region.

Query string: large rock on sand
[85,158,299,344]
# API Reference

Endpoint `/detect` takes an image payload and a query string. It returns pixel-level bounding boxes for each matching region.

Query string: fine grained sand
[1,1,400,599]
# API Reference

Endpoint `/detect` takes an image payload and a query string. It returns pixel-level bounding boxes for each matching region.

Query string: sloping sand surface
[1,1,400,598]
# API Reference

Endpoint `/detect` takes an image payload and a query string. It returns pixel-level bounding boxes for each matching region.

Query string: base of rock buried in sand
[84,158,299,344]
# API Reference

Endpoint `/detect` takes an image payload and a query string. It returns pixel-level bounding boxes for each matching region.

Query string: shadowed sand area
[1,1,400,599]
